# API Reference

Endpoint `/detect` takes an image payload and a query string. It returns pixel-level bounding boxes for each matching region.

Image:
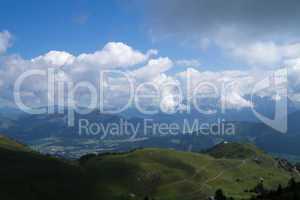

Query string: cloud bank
[141,0,300,67]
[1,29,300,113]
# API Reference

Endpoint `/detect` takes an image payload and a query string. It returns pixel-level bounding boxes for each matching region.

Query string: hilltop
[206,142,265,159]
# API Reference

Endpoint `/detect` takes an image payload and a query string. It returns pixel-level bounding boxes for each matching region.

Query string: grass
[0,136,89,200]
[84,145,296,200]
[0,135,296,200]
[0,134,29,151]
[206,142,265,159]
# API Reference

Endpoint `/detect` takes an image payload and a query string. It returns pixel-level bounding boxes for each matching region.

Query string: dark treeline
[214,178,300,200]
[250,178,300,200]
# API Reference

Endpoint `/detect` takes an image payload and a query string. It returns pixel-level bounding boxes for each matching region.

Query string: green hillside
[206,142,265,159]
[0,134,29,151]
[83,143,296,200]
[0,135,297,200]
[0,135,89,200]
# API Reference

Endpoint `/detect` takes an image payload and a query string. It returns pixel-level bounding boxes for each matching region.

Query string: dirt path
[184,159,248,199]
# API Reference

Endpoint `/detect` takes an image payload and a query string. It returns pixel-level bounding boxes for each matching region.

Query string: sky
[1,0,300,113]
[0,0,237,70]
[2,0,300,69]
[0,0,148,57]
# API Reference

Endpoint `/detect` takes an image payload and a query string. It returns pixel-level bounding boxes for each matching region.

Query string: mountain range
[1,107,300,158]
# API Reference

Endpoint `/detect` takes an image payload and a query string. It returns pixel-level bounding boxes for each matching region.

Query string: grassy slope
[0,135,296,200]
[205,142,264,159]
[84,144,295,200]
[0,134,29,151]
[0,135,89,200]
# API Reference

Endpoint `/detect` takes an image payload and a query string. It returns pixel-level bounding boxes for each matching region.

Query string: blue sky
[2,0,300,70]
[0,0,146,56]
[0,0,235,71]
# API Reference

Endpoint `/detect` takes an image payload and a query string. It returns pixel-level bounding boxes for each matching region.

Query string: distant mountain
[0,106,25,120]
[0,110,131,141]
[248,111,300,156]
[287,111,300,134]
[1,106,300,158]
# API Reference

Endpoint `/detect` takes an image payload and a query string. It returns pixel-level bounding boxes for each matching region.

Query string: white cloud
[176,67,259,109]
[31,51,75,67]
[132,57,173,81]
[0,31,12,54]
[2,37,300,113]
[227,42,300,67]
[144,0,300,70]
[75,42,157,69]
[209,27,300,67]
[0,42,166,109]
[230,42,280,66]
[153,74,183,113]
[283,58,300,101]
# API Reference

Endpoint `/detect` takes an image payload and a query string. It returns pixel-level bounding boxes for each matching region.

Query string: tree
[254,182,266,195]
[276,184,283,194]
[144,196,149,200]
[288,177,296,189]
[79,153,97,165]
[137,171,161,199]
[215,189,227,200]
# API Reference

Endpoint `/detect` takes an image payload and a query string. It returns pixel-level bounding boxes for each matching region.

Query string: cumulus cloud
[30,42,158,72]
[74,42,157,70]
[31,51,75,67]
[132,57,173,81]
[0,31,12,54]
[151,74,183,113]
[0,42,158,108]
